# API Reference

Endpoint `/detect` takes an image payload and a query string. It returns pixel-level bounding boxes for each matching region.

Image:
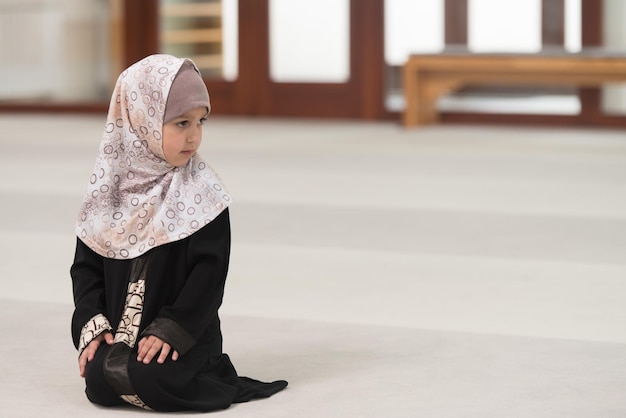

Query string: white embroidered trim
[114,279,146,348]
[78,314,113,356]
[121,394,153,411]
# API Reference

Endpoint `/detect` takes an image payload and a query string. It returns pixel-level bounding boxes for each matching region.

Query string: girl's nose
[189,125,202,142]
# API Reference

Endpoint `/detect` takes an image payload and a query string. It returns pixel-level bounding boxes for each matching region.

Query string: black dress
[70,209,287,411]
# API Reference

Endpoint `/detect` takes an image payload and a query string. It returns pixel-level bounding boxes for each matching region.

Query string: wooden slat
[188,54,222,69]
[161,3,221,17]
[161,28,221,44]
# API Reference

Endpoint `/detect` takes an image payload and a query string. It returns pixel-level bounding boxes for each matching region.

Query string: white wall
[384,0,444,65]
[468,0,541,53]
[222,0,238,81]
[0,0,61,99]
[0,0,111,101]
[269,0,349,83]
[56,0,110,100]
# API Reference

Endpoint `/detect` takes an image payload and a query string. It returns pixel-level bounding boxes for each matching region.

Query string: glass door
[0,0,117,104]
[256,0,385,119]
[157,0,243,114]
[159,0,238,81]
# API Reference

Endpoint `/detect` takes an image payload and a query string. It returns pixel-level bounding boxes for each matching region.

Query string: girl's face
[162,107,208,167]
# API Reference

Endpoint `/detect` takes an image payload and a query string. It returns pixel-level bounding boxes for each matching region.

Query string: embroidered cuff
[141,317,196,356]
[78,314,113,356]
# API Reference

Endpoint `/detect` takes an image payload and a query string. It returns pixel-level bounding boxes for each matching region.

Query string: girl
[70,54,287,412]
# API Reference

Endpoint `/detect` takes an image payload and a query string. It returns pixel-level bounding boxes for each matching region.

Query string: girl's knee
[84,360,123,407]
[83,348,124,407]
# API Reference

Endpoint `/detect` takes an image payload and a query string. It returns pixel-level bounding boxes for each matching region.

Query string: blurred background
[1,0,626,126]
[1,2,626,417]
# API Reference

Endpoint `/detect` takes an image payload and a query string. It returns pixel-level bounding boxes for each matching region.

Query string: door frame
[203,0,388,119]
[2,0,625,128]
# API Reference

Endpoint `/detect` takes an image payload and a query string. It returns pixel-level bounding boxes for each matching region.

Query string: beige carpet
[0,114,625,417]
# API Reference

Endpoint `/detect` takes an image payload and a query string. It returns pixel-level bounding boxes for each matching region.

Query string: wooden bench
[403,48,626,127]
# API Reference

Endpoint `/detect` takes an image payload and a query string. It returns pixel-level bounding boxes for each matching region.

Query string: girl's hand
[137,335,179,365]
[79,331,114,378]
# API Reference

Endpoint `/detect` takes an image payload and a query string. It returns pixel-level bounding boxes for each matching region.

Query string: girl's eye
[198,118,207,125]
[176,121,189,128]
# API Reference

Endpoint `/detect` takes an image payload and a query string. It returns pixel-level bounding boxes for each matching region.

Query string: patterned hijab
[75,54,231,259]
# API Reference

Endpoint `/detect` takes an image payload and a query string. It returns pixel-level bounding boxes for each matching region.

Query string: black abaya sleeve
[70,238,112,351]
[142,209,231,355]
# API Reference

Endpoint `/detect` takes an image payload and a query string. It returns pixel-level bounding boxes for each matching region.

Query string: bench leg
[403,65,419,127]
[416,80,440,125]
[405,72,463,127]
[404,69,449,127]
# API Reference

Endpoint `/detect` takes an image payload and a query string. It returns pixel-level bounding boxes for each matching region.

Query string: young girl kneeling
[70,54,287,412]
